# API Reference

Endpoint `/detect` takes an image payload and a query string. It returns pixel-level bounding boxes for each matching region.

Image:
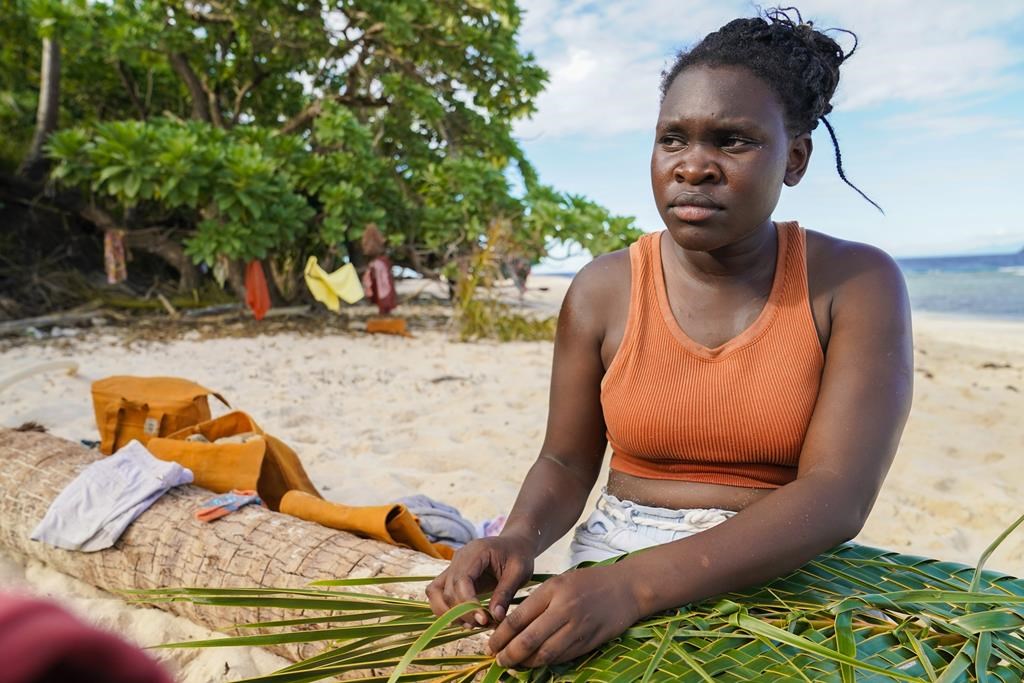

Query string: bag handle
[101,397,148,454]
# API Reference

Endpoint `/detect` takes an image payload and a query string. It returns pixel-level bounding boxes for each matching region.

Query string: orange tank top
[601,222,824,489]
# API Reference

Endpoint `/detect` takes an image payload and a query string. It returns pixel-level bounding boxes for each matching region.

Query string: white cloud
[513,0,731,139]
[809,0,1024,110]
[512,0,1024,139]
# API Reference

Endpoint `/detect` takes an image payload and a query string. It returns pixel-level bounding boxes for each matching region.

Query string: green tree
[4,0,643,300]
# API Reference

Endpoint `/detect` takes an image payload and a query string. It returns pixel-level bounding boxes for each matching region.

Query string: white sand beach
[1,275,1022,680]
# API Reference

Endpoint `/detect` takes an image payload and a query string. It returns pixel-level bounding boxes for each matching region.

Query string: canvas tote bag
[91,376,229,455]
[146,411,319,511]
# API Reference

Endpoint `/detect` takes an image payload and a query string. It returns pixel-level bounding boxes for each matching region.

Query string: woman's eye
[721,136,754,149]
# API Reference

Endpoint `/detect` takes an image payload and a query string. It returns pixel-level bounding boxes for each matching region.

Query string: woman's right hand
[425,534,535,627]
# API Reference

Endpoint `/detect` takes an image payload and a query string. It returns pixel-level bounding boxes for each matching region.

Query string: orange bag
[280,491,454,560]
[146,411,319,511]
[91,376,229,455]
[149,411,452,558]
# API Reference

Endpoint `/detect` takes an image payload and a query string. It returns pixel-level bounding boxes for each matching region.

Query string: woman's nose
[673,145,721,185]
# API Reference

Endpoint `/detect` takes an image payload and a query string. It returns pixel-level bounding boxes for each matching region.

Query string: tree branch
[279,99,325,135]
[207,79,225,127]
[278,93,388,135]
[231,71,266,122]
[79,204,119,232]
[115,60,147,119]
[168,52,212,123]
[186,8,233,24]
[79,205,199,292]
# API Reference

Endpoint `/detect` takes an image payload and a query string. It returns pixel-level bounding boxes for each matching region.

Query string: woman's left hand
[487,564,644,669]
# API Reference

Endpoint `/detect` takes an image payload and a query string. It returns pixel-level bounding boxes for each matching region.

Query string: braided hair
[661,7,882,213]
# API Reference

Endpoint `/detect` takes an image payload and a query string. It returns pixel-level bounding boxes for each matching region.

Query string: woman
[427,8,913,669]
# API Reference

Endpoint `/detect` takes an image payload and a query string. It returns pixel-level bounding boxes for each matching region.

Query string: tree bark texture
[0,429,478,665]
[121,229,200,293]
[224,257,248,303]
[18,37,61,182]
[168,52,213,123]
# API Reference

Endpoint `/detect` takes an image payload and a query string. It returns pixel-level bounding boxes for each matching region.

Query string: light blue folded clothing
[30,440,194,552]
[395,494,478,548]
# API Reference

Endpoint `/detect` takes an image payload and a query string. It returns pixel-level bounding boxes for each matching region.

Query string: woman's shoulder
[557,247,633,338]
[805,228,902,280]
[571,246,633,303]
[803,228,908,322]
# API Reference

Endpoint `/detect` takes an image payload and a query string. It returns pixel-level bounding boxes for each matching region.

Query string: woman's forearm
[621,472,865,616]
[500,453,601,556]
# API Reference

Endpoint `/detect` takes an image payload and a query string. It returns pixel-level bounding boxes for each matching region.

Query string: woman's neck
[664,219,777,286]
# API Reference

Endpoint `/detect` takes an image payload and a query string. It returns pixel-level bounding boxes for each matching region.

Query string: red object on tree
[362,255,397,315]
[245,260,271,321]
[0,593,173,683]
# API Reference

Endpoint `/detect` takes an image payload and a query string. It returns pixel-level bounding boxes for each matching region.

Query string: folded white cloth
[30,440,193,552]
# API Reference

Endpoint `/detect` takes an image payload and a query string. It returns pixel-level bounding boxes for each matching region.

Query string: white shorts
[569,490,736,566]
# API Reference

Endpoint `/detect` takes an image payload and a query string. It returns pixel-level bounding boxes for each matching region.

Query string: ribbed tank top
[601,222,824,489]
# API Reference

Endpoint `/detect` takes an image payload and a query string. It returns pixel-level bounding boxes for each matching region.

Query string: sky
[511,0,1024,270]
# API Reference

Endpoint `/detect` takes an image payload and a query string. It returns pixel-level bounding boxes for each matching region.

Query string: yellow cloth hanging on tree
[303,256,364,312]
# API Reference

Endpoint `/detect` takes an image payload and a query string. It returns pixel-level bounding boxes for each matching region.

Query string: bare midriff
[607,469,772,512]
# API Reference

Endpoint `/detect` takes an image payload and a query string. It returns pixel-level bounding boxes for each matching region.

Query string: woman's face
[651,65,810,252]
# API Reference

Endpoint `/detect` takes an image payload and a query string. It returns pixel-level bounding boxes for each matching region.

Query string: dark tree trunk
[168,52,213,123]
[267,256,301,305]
[224,257,248,303]
[78,205,200,293]
[123,229,200,293]
[18,37,61,182]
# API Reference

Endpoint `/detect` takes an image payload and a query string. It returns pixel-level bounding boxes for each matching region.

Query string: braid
[820,116,884,214]
[661,6,882,212]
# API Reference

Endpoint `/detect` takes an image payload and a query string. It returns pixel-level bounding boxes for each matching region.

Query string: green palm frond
[136,515,1024,682]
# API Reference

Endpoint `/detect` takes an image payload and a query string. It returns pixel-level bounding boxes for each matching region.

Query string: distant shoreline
[532,250,1024,320]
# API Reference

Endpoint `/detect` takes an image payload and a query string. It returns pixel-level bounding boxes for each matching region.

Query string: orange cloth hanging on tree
[245,260,271,321]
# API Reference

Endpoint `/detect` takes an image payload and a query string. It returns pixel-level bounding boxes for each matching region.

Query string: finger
[521,620,592,669]
[425,574,450,617]
[441,552,488,626]
[488,557,526,622]
[493,608,568,670]
[487,589,549,657]
[452,574,488,626]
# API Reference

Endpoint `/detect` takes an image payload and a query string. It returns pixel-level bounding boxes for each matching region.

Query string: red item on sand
[245,260,271,321]
[361,255,396,315]
[0,593,173,683]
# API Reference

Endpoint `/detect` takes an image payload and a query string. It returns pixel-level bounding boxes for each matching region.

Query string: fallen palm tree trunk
[6,429,1024,681]
[0,428,454,662]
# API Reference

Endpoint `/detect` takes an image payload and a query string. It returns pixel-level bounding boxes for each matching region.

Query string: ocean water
[538,249,1024,320]
[897,251,1024,319]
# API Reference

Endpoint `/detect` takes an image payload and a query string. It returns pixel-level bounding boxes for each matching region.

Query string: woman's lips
[670,205,720,222]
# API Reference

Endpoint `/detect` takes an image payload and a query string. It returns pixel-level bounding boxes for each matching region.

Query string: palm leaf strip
[137,514,1024,682]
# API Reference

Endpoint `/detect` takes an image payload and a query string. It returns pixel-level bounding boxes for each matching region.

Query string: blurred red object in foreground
[0,593,172,683]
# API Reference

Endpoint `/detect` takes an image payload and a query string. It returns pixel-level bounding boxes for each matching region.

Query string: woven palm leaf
[140,515,1024,682]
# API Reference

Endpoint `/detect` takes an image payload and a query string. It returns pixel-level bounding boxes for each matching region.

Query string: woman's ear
[784,133,813,187]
